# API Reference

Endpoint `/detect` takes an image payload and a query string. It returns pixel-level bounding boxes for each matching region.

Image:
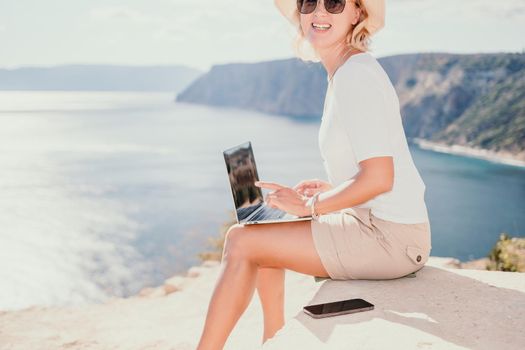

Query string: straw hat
[274,0,385,36]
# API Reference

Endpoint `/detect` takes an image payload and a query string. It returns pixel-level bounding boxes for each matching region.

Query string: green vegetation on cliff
[487,233,525,272]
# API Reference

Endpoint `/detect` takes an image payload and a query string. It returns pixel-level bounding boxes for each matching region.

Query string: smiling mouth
[311,23,332,31]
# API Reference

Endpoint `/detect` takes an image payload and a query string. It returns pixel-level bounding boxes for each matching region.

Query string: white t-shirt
[318,51,429,224]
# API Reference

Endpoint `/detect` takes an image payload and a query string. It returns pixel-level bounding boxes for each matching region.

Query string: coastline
[411,137,525,168]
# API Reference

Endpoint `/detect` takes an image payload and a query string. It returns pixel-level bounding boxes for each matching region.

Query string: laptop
[223,141,312,225]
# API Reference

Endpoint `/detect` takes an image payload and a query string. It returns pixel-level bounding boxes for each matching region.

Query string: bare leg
[196,244,258,349]
[196,220,329,350]
[256,267,285,343]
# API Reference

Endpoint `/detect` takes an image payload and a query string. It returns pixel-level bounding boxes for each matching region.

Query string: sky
[1,0,524,72]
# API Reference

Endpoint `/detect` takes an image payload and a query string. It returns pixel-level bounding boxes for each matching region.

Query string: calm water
[1,91,524,311]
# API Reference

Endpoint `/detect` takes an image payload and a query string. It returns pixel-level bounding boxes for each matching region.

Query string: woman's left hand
[254,180,310,217]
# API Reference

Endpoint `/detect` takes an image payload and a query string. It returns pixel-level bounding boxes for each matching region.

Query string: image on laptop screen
[223,141,264,221]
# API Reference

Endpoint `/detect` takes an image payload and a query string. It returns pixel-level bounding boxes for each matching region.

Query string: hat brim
[274,0,299,27]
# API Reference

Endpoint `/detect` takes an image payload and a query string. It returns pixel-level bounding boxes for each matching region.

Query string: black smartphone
[303,298,374,319]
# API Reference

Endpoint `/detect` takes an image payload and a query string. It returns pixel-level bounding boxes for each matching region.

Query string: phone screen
[303,298,374,317]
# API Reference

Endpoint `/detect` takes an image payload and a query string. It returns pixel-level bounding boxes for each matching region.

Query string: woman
[197,0,432,348]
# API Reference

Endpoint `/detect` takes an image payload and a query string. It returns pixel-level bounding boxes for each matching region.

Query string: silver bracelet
[310,192,321,221]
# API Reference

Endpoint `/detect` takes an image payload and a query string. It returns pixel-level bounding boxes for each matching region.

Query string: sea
[1,91,524,311]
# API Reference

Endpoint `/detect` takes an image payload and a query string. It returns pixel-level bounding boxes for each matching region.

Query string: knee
[222,224,248,262]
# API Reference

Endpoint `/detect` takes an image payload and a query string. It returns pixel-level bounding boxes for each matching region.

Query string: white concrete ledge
[0,257,523,349]
[264,259,525,349]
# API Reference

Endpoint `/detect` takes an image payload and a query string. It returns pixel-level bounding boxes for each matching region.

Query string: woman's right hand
[293,179,333,197]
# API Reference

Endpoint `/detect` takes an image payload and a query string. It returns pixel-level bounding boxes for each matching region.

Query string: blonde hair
[291,0,373,62]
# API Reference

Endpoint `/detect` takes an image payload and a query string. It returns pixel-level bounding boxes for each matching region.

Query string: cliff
[176,52,525,161]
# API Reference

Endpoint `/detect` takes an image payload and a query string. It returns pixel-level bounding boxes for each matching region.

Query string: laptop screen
[223,141,264,221]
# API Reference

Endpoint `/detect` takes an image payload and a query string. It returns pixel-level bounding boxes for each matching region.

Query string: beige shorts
[311,206,432,280]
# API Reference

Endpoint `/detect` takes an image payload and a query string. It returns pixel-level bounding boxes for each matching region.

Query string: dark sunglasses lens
[297,0,318,14]
[297,0,346,15]
[325,0,345,14]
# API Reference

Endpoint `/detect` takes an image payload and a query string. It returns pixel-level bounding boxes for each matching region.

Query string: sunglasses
[297,0,347,15]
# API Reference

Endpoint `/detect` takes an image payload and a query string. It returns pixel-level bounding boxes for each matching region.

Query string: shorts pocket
[406,245,426,265]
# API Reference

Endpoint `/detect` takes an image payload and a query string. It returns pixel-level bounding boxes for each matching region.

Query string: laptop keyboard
[250,206,286,221]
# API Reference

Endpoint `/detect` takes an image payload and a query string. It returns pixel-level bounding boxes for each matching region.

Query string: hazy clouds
[1,0,523,81]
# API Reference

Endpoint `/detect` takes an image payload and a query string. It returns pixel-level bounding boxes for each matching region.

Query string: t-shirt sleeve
[331,64,394,163]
